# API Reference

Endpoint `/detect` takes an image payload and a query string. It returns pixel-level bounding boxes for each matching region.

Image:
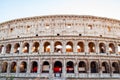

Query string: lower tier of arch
[0,54,120,79]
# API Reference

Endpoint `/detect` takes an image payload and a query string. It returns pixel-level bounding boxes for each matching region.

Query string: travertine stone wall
[0,15,120,40]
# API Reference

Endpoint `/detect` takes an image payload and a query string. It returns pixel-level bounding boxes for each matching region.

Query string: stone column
[98,60,102,76]
[40,60,43,75]
[63,41,66,53]
[38,41,41,54]
[40,40,43,53]
[0,62,2,72]
[10,43,14,54]
[85,40,88,54]
[115,42,118,55]
[29,41,33,54]
[37,57,41,74]
[50,59,53,78]
[63,59,66,78]
[7,61,10,73]
[19,42,23,54]
[16,60,20,73]
[73,41,77,53]
[87,60,90,77]
[109,60,112,76]
[51,41,54,54]
[95,41,99,54]
[106,42,110,55]
[75,60,78,77]
[27,58,30,73]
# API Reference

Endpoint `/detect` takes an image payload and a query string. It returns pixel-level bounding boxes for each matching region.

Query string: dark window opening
[20,62,27,73]
[54,61,62,73]
[42,61,50,73]
[79,34,82,36]
[91,61,98,73]
[36,34,38,36]
[66,61,74,73]
[57,34,60,36]
[78,61,86,73]
[31,61,38,73]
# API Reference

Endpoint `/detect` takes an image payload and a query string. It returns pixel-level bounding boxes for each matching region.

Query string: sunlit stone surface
[0,15,120,80]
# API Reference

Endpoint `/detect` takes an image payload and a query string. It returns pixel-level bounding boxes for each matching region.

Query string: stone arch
[22,42,29,53]
[10,62,17,73]
[44,42,51,52]
[19,61,27,73]
[54,61,62,73]
[90,61,98,73]
[109,43,115,53]
[102,62,109,73]
[112,62,119,73]
[32,42,39,53]
[88,42,95,53]
[31,61,38,73]
[99,43,106,53]
[14,43,20,53]
[78,61,86,73]
[77,42,84,52]
[6,44,11,53]
[42,61,50,73]
[1,62,8,73]
[66,61,74,73]
[66,41,73,52]
[54,41,62,52]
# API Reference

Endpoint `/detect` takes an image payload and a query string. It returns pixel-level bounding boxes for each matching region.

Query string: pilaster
[29,41,33,54]
[7,61,10,73]
[27,57,30,73]
[51,40,54,54]
[85,40,88,54]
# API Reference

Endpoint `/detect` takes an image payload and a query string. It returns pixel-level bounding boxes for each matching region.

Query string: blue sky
[0,0,120,22]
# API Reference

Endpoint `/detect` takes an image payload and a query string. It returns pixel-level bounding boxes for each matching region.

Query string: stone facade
[0,15,120,80]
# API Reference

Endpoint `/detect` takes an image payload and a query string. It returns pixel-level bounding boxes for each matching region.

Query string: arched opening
[10,62,17,73]
[54,61,62,73]
[118,44,120,54]
[66,42,73,52]
[78,61,86,73]
[22,43,29,53]
[88,42,95,53]
[109,43,115,53]
[54,41,62,52]
[6,44,11,53]
[91,61,98,73]
[20,61,27,73]
[42,61,50,73]
[14,43,20,53]
[31,61,38,73]
[44,42,50,52]
[2,62,8,73]
[32,42,39,53]
[66,61,74,73]
[102,62,109,73]
[0,45,4,53]
[112,62,119,73]
[99,43,106,53]
[77,42,84,52]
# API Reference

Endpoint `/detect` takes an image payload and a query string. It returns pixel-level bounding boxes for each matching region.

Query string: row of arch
[0,41,120,54]
[1,60,119,74]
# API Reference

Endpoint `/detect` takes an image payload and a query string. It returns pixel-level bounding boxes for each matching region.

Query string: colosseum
[0,15,120,80]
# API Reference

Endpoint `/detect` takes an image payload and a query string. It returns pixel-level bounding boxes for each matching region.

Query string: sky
[0,0,120,23]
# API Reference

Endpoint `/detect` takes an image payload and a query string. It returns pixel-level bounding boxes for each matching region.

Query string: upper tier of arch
[0,15,120,40]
